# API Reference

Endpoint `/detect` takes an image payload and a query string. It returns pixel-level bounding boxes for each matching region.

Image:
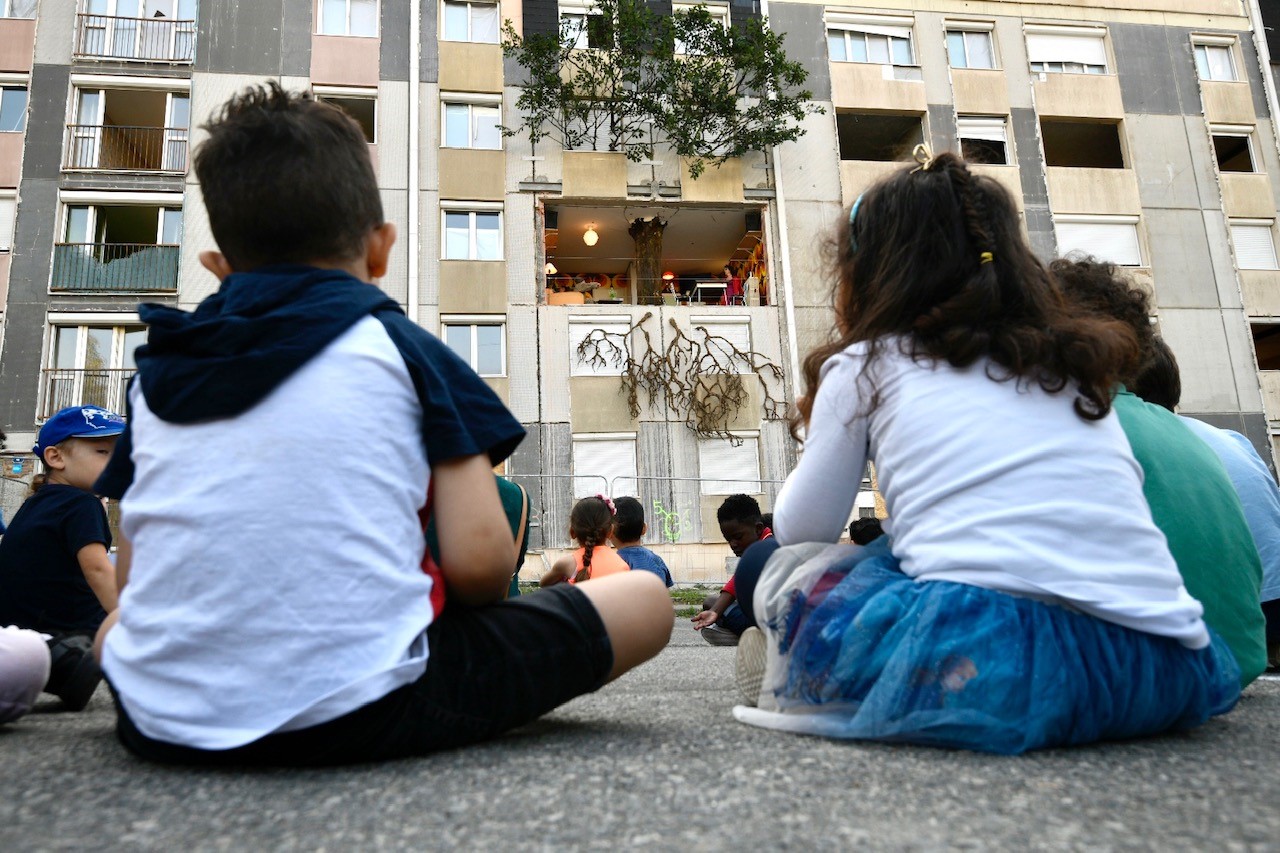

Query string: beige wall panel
[680,157,744,203]
[438,42,504,92]
[562,151,627,198]
[970,164,1023,206]
[1032,74,1124,119]
[32,0,72,65]
[1045,167,1140,214]
[176,182,218,309]
[1201,81,1257,126]
[310,35,380,87]
[0,133,22,187]
[538,307,572,422]
[1241,270,1280,316]
[0,19,35,72]
[482,376,511,404]
[438,260,508,312]
[377,80,408,190]
[840,160,904,205]
[1260,371,1280,420]
[1220,173,1276,219]
[830,62,927,113]
[439,149,505,199]
[951,69,1010,115]
[570,376,638,432]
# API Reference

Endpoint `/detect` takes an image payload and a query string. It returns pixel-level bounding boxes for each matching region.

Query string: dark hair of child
[1050,256,1155,370]
[760,512,773,530]
[571,496,616,583]
[716,493,762,526]
[795,152,1141,438]
[848,517,884,545]
[193,82,383,271]
[1132,337,1182,413]
[612,496,645,543]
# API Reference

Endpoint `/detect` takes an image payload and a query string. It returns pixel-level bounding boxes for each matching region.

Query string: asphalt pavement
[2,619,1276,851]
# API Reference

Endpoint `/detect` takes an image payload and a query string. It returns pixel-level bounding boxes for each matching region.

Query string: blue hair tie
[848,194,864,252]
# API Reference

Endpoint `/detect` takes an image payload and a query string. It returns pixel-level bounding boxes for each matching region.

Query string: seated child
[0,626,51,723]
[610,496,673,587]
[691,494,771,646]
[541,495,631,585]
[0,405,125,710]
[729,151,1238,754]
[93,84,671,765]
[1052,258,1266,686]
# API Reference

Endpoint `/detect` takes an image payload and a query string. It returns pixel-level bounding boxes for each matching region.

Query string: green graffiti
[651,500,690,545]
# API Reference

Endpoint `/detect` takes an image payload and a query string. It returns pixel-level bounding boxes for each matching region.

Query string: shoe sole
[735,627,767,706]
[57,652,103,712]
[700,627,740,647]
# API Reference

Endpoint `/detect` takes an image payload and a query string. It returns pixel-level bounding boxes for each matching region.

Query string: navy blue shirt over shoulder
[0,484,112,633]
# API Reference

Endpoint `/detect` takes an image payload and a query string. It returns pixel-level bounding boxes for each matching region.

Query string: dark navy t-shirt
[0,484,112,634]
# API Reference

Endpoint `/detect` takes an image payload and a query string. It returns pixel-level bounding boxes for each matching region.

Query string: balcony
[51,243,179,293]
[74,14,195,63]
[64,125,188,173]
[40,368,135,420]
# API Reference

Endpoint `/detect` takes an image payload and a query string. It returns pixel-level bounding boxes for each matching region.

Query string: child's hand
[690,609,719,630]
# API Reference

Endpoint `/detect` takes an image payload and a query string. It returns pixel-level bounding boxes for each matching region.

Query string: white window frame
[1193,36,1238,82]
[569,318,632,377]
[318,0,379,37]
[826,14,916,67]
[698,432,761,495]
[0,81,28,134]
[1230,219,1280,271]
[1055,214,1143,267]
[1210,124,1258,174]
[314,87,378,143]
[441,314,507,377]
[673,1,729,55]
[441,95,502,149]
[560,0,608,51]
[572,432,637,499]
[1026,25,1109,76]
[44,319,146,417]
[956,115,1010,165]
[0,191,15,253]
[441,0,500,43]
[440,201,504,261]
[945,23,996,70]
[693,316,752,374]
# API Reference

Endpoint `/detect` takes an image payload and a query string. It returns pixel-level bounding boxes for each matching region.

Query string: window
[569,321,630,376]
[947,28,995,69]
[44,323,145,417]
[1026,28,1108,75]
[699,435,760,495]
[442,209,502,260]
[1230,221,1279,270]
[1040,119,1125,168]
[442,100,501,149]
[1194,41,1237,81]
[957,116,1008,165]
[572,434,636,499]
[0,195,15,252]
[836,112,924,161]
[697,320,751,373]
[561,6,612,50]
[827,24,914,66]
[1212,128,1256,173]
[1056,216,1142,267]
[315,93,376,143]
[0,86,27,133]
[320,0,377,36]
[442,0,499,43]
[673,2,729,55]
[1251,324,1280,370]
[1,0,36,17]
[443,319,505,376]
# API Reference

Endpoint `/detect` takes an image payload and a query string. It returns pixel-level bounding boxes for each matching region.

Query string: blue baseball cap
[34,405,126,458]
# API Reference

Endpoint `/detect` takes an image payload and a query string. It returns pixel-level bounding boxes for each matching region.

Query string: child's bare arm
[691,590,735,629]
[432,453,517,605]
[77,543,118,612]
[115,530,132,594]
[540,555,574,587]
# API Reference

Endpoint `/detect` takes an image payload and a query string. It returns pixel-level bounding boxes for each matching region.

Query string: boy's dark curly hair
[716,493,762,526]
[1049,256,1156,386]
[194,82,383,270]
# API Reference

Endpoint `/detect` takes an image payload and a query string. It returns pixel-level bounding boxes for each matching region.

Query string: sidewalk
[2,620,1276,850]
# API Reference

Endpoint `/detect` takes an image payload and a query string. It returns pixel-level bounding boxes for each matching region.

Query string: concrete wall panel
[378,80,409,190]
[1032,73,1124,119]
[421,0,439,83]
[32,0,72,66]
[311,35,380,86]
[439,42,504,92]
[1146,208,1222,309]
[1111,23,1194,116]
[438,260,508,312]
[196,0,284,74]
[993,17,1034,110]
[915,13,952,106]
[927,103,956,153]
[380,187,409,305]
[767,1,830,102]
[507,307,539,422]
[951,69,1010,116]
[1130,113,1205,210]
[505,191,537,305]
[1159,307,1245,411]
[176,182,219,309]
[570,376,639,432]
[0,18,36,72]
[381,0,411,81]
[440,149,505,198]
[777,108,841,204]
[417,188,441,309]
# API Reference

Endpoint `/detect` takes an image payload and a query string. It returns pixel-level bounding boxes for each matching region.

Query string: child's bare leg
[93,609,119,664]
[576,571,672,680]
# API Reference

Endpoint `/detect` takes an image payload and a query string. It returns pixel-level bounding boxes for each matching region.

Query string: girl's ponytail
[574,532,596,583]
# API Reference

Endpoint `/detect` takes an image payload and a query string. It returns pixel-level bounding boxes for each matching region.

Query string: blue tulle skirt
[734,539,1242,754]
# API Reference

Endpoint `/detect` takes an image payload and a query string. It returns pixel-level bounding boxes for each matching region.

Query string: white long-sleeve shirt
[772,338,1209,649]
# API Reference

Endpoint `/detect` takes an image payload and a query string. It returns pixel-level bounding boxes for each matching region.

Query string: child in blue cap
[0,404,125,710]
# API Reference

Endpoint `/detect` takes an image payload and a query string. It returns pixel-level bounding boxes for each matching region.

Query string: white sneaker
[735,627,767,707]
[699,624,740,646]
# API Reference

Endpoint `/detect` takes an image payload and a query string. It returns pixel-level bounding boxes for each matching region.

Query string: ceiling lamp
[583,224,599,247]
[545,262,558,276]
[662,271,675,281]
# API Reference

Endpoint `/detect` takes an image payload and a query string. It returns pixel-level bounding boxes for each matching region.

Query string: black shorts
[111,584,613,766]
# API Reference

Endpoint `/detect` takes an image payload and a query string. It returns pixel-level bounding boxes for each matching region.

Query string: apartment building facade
[0,0,1277,572]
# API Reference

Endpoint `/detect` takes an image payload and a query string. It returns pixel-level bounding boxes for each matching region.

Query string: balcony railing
[64,125,189,173]
[51,243,179,293]
[74,13,196,62]
[40,369,135,420]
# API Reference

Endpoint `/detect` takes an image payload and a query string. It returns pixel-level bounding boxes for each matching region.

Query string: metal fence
[40,369,135,420]
[74,14,196,63]
[65,125,189,173]
[51,243,180,293]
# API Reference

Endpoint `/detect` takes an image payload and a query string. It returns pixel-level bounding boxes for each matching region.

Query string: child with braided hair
[728,148,1241,753]
[541,495,631,586]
